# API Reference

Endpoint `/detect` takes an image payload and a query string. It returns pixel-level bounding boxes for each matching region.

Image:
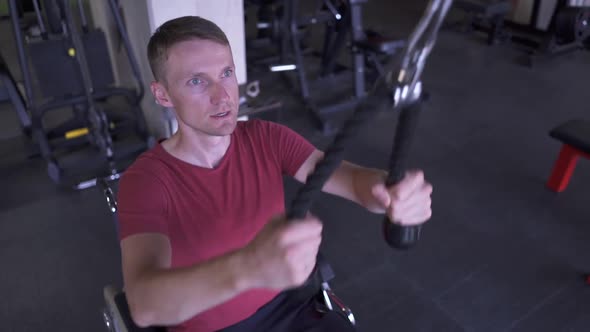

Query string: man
[118,16,432,332]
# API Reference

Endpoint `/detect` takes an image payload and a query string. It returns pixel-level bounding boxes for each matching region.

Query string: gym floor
[2,1,590,331]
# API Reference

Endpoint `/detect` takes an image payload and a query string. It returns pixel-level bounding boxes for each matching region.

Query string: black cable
[287,93,387,220]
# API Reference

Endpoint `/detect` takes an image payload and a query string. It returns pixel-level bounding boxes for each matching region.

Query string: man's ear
[151,81,174,108]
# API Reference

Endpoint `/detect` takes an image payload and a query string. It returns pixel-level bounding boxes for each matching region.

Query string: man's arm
[121,215,323,328]
[293,150,387,212]
[294,150,432,223]
[121,233,252,327]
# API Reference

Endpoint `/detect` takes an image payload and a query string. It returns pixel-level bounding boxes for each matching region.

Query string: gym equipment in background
[454,0,590,65]
[245,0,405,134]
[7,0,153,189]
[546,119,590,192]
[453,0,512,45]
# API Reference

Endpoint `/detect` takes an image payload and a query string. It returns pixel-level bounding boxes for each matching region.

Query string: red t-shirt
[117,120,315,331]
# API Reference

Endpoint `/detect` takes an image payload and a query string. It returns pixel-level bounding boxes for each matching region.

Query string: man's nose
[210,82,230,105]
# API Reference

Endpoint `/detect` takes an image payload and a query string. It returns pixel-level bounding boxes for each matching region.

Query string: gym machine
[7,0,153,189]
[246,0,406,134]
[510,0,590,63]
[454,0,590,64]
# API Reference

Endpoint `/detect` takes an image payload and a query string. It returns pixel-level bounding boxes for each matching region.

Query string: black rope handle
[382,100,423,249]
[286,92,424,250]
[287,94,386,220]
[284,0,449,293]
[286,93,388,286]
[285,90,423,287]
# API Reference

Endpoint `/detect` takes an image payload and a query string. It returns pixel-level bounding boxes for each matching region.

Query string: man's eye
[189,78,202,85]
[223,69,233,77]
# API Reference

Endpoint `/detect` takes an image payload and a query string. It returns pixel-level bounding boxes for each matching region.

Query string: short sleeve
[261,121,315,177]
[117,167,169,241]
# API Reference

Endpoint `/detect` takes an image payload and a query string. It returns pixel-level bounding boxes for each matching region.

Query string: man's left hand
[371,170,433,226]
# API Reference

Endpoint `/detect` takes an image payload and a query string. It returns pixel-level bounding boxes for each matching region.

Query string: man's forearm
[126,249,253,327]
[322,160,387,213]
[350,166,388,213]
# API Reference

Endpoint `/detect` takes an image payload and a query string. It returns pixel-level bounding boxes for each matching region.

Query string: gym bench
[546,119,590,192]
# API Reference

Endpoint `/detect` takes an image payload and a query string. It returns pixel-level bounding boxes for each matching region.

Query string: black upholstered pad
[549,119,590,152]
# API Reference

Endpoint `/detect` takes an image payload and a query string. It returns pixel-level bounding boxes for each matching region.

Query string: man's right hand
[241,214,323,290]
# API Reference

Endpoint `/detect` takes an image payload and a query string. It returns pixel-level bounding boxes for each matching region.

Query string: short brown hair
[147,16,230,82]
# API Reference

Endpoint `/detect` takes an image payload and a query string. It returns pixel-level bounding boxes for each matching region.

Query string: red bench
[546,119,590,192]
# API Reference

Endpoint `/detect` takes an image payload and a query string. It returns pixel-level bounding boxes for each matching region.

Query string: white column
[146,0,247,85]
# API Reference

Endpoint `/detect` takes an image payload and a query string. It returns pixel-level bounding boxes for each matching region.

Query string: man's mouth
[211,111,230,118]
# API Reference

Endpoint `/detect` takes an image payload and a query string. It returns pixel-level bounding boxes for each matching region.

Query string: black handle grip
[383,100,423,249]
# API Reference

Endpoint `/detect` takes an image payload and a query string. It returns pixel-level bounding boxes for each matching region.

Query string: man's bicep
[117,169,170,239]
[121,233,171,286]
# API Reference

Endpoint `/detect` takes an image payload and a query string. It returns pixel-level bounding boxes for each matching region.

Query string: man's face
[152,39,239,137]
